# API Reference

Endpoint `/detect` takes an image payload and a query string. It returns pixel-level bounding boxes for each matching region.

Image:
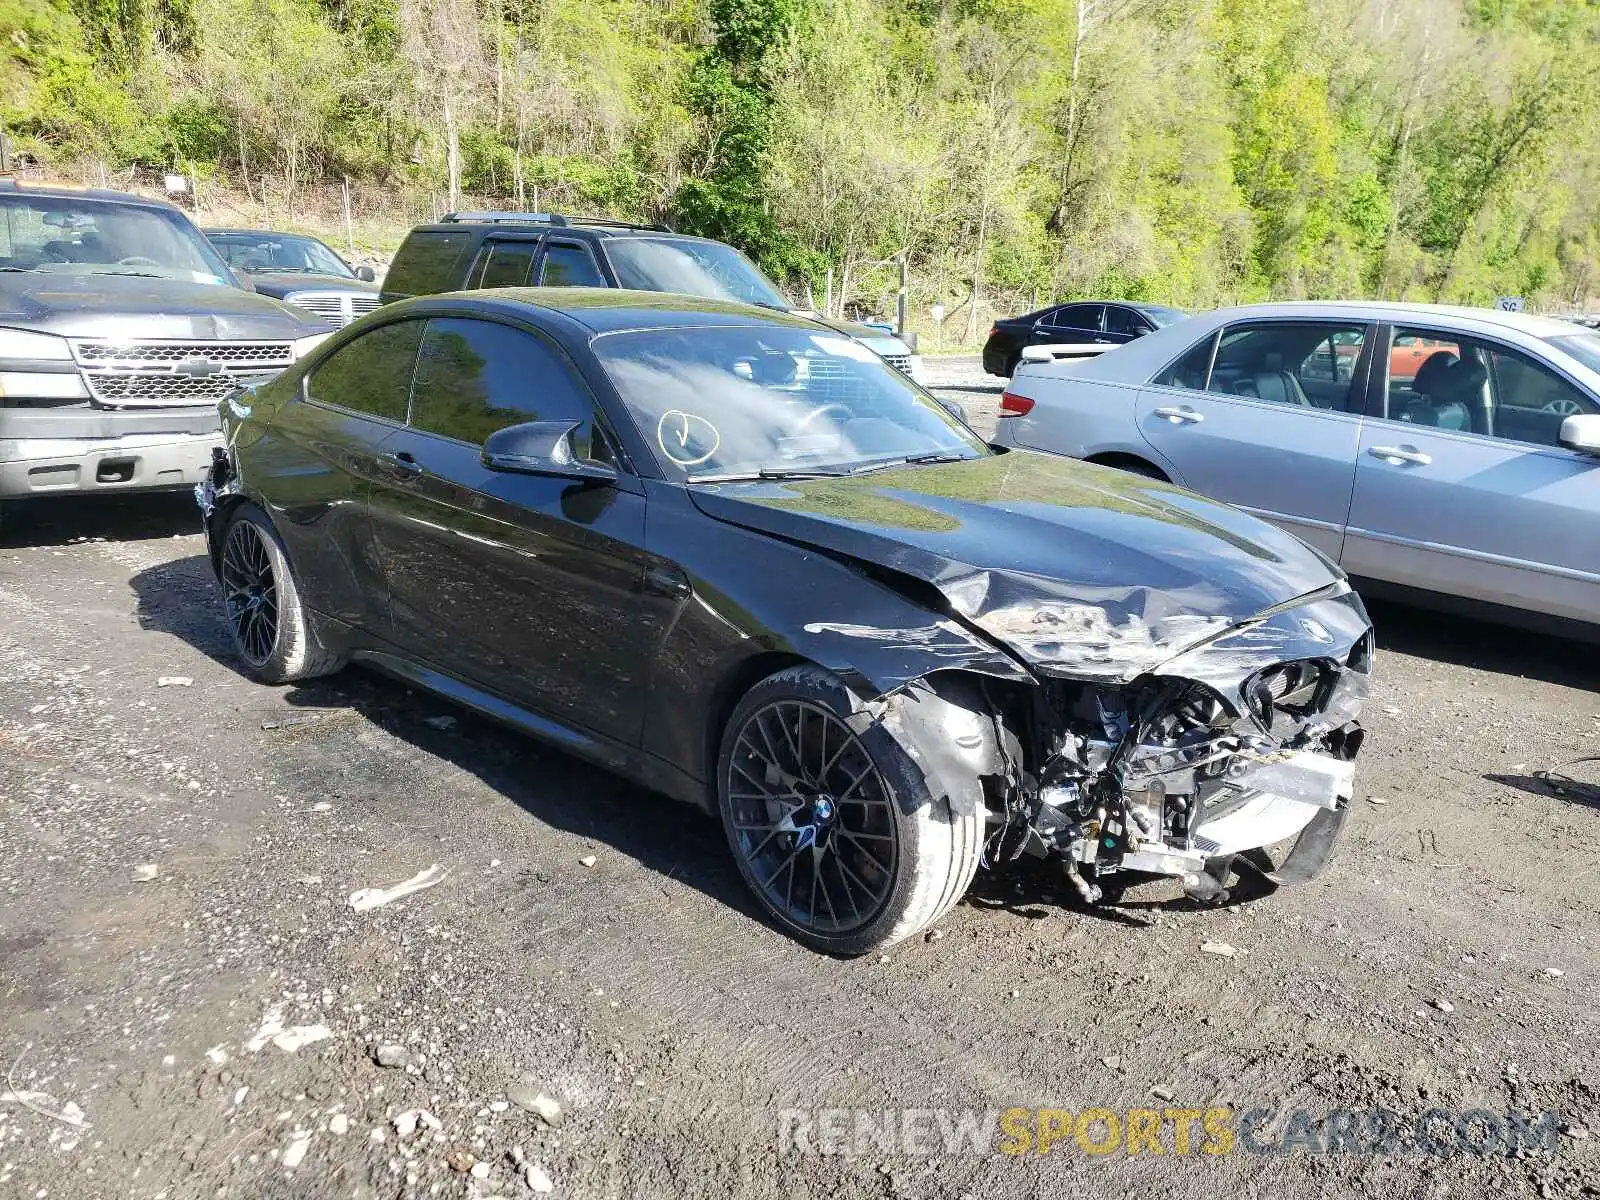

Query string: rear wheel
[716,666,985,955]
[219,502,343,683]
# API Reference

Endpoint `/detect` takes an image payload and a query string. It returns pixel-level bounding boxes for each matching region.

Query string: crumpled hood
[246,273,378,300]
[0,273,329,339]
[688,451,1347,678]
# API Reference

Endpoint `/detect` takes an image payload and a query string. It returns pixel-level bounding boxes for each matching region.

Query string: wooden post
[824,268,834,319]
[896,254,909,337]
[342,177,355,257]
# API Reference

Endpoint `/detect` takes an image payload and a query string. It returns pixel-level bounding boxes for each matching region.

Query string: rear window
[382,229,473,300]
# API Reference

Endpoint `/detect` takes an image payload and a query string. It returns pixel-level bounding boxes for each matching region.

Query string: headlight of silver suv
[0,328,88,401]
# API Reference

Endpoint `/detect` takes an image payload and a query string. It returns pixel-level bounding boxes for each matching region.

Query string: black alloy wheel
[724,699,901,936]
[221,518,279,666]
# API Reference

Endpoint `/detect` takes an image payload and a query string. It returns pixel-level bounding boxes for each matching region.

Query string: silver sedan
[992,301,1600,634]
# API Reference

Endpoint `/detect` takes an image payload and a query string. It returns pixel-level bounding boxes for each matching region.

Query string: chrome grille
[74,341,292,366]
[71,340,294,408]
[285,290,380,328]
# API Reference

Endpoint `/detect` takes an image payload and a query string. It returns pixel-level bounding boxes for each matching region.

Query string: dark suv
[382,212,925,382]
[0,181,330,509]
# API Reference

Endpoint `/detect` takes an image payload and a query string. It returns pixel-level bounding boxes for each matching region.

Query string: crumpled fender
[843,674,1013,819]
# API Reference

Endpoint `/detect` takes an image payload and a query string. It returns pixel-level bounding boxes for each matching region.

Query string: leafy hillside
[3,0,1598,324]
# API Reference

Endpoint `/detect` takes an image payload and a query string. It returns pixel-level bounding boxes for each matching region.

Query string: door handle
[1368,445,1432,466]
[383,450,422,478]
[641,565,690,599]
[1153,406,1204,425]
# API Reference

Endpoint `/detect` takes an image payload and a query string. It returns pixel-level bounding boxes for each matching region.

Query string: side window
[472,240,538,289]
[1054,304,1103,333]
[381,229,473,298]
[305,320,424,421]
[1104,307,1148,337]
[408,318,600,450]
[1488,344,1598,447]
[1153,333,1217,391]
[1207,322,1367,411]
[539,243,606,287]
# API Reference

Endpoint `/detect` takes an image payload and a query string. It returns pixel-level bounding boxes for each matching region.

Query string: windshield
[0,195,232,283]
[593,325,987,481]
[1548,332,1600,376]
[1140,306,1188,328]
[603,238,789,308]
[209,232,353,277]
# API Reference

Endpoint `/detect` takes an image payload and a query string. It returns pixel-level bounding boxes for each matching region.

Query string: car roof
[205,228,328,239]
[0,180,185,212]
[419,287,817,333]
[1204,300,1582,339]
[407,221,725,246]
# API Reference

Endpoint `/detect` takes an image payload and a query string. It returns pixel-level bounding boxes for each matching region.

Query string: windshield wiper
[87,269,169,279]
[687,465,862,483]
[0,266,39,273]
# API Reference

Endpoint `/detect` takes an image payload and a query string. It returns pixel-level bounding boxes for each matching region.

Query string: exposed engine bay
[856,584,1373,904]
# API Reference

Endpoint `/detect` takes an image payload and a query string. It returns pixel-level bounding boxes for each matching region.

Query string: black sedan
[982,300,1187,376]
[198,290,1370,954]
[206,229,379,328]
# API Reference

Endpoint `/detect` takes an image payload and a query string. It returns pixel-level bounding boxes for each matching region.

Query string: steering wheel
[117,256,161,267]
[794,404,851,431]
[1541,397,1583,415]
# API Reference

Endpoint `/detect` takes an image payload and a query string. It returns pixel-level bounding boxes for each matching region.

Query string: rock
[281,1132,311,1170]
[525,1163,555,1193]
[1200,941,1236,958]
[1366,796,1389,807]
[1100,1055,1121,1070]
[205,1046,228,1066]
[132,864,159,883]
[373,1043,410,1069]
[578,854,597,868]
[272,1024,333,1053]
[328,1114,350,1136]
[1151,1085,1176,1102]
[233,1086,249,1107]
[156,676,193,688]
[1431,998,1455,1014]
[470,1161,491,1179]
[507,1078,564,1127]
[489,1100,509,1113]
[393,1110,439,1139]
[1544,967,1565,978]
[924,928,946,943]
[1382,705,1401,716]
[446,1148,474,1173]
[1009,989,1020,999]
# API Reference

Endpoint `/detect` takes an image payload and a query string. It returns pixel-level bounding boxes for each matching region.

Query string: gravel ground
[1,378,1597,1199]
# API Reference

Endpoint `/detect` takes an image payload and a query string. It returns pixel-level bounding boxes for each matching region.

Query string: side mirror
[1559,413,1600,455]
[482,420,617,483]
[355,264,376,282]
[935,395,967,422]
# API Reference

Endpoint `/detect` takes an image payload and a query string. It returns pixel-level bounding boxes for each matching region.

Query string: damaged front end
[864,582,1373,904]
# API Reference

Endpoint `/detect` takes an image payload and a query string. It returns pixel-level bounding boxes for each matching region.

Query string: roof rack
[440,211,673,233]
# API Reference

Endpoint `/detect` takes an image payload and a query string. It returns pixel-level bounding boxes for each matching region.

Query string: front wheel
[218,501,343,684]
[716,666,985,955]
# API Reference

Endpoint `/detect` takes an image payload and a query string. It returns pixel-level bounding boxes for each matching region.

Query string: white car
[991,301,1600,635]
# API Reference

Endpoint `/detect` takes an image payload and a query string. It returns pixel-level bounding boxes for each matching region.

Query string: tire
[715,665,985,955]
[218,501,343,684]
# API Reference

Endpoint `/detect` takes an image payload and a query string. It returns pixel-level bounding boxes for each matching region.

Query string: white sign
[1495,296,1525,312]
[164,174,189,194]
[930,304,946,323]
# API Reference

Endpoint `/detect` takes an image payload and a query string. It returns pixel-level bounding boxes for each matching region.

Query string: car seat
[1400,351,1478,432]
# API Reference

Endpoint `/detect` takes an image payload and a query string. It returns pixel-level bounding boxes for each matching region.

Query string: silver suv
[0,181,330,508]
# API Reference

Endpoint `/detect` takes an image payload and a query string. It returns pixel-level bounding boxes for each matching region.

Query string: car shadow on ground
[1,491,201,549]
[1363,596,1600,692]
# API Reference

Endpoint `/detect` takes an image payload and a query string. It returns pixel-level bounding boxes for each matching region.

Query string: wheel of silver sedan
[222,518,279,666]
[725,699,900,935]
